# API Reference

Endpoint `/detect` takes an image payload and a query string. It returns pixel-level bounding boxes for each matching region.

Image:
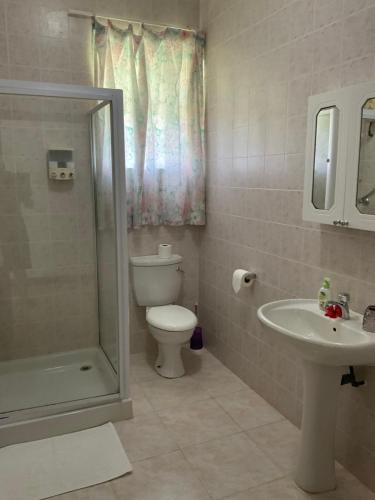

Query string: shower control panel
[47,149,75,180]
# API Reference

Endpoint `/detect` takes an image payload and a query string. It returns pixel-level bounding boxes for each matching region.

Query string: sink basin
[258,299,373,366]
[257,299,372,494]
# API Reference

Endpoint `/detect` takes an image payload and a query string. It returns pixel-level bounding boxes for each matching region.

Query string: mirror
[357,98,375,215]
[312,106,339,210]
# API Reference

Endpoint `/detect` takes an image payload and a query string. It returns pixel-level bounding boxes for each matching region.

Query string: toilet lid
[146,305,197,332]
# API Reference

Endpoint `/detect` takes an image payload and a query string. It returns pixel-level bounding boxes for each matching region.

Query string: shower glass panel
[0,93,120,415]
[91,103,119,373]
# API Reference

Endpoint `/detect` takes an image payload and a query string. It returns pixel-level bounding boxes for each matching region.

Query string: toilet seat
[146,305,197,332]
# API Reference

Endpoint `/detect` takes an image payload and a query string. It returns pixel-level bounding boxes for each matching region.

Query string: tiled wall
[0,0,201,358]
[199,0,375,491]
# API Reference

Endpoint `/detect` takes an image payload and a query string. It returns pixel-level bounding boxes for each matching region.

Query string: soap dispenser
[318,277,331,312]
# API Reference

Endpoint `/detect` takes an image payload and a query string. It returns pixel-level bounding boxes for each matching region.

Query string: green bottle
[318,277,331,311]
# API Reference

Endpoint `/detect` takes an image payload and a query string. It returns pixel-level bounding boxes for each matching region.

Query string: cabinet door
[345,85,375,231]
[303,90,349,226]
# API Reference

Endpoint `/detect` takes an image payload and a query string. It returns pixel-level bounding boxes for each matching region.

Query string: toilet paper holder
[244,273,256,284]
[232,269,257,294]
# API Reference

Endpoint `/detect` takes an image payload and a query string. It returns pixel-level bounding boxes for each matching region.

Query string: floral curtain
[93,21,206,228]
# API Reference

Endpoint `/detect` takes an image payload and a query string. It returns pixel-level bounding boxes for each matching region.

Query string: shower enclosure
[0,80,131,446]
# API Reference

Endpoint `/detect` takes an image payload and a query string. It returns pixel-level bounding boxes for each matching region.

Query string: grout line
[198,234,368,286]
[218,473,295,500]
[178,445,218,500]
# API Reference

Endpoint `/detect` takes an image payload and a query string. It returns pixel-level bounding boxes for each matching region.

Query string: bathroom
[1,0,375,499]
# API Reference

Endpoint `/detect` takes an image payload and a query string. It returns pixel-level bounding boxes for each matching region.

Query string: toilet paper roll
[232,269,256,294]
[158,243,172,259]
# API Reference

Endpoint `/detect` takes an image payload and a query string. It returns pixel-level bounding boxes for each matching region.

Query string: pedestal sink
[257,299,374,494]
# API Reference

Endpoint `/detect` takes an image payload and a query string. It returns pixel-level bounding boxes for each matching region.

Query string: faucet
[326,293,351,320]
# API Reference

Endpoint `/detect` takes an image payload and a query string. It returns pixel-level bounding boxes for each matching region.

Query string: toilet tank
[130,254,183,306]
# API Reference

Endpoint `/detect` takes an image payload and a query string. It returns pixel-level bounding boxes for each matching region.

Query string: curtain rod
[68,9,198,33]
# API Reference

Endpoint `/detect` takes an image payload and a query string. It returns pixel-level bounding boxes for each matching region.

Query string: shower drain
[80,365,92,372]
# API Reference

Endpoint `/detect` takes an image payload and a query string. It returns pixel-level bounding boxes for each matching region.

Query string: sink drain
[80,365,92,372]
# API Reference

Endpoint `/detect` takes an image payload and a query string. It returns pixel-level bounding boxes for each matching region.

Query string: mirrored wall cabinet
[303,80,375,231]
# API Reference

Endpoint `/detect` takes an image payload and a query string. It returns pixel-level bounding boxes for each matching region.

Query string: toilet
[130,253,197,378]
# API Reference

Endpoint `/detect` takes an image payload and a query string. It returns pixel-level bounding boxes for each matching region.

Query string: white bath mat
[0,422,132,500]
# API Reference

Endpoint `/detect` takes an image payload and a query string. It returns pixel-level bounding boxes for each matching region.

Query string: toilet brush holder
[190,326,203,350]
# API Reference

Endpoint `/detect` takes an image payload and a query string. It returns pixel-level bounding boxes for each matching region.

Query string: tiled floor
[55,349,375,500]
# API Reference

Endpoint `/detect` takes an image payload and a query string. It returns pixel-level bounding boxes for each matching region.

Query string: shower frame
[0,79,132,446]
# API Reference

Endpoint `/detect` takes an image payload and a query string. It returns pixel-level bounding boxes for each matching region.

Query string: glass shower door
[0,94,121,416]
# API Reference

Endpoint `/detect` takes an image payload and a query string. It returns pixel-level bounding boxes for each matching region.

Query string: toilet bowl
[146,305,197,378]
[130,253,197,379]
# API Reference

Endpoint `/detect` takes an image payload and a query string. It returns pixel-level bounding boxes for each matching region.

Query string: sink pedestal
[295,361,342,493]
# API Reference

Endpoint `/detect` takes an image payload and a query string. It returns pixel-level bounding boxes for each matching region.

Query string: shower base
[0,347,118,414]
[0,347,132,447]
